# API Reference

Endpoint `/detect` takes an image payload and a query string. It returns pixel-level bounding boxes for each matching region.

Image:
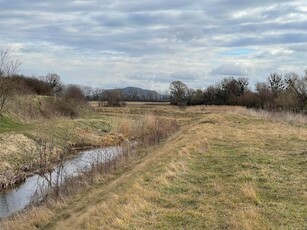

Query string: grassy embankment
[0,96,121,174]
[2,105,307,229]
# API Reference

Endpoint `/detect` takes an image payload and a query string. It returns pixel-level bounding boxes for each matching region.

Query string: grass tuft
[241,182,262,205]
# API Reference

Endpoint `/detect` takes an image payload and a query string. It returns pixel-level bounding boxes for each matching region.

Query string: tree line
[170,70,307,112]
[2,49,307,113]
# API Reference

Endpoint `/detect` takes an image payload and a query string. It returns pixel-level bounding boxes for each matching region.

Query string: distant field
[2,106,307,229]
[89,101,170,107]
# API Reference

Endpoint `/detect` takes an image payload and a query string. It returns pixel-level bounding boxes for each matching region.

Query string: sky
[1,0,307,92]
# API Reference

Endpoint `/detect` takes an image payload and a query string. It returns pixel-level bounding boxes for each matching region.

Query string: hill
[102,86,168,102]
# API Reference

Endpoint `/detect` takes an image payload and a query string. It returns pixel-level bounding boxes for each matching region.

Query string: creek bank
[0,134,126,191]
[0,144,130,219]
[0,143,96,191]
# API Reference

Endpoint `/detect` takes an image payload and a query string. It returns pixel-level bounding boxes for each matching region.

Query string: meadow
[1,104,307,229]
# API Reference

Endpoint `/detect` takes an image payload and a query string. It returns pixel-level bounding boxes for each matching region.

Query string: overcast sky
[1,0,307,91]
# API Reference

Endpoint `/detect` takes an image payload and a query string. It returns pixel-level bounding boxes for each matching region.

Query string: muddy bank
[0,134,37,190]
[0,143,96,191]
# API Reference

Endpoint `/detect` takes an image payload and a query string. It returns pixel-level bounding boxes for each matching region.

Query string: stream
[0,146,122,219]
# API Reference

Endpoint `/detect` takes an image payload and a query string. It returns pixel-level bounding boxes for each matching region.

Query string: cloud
[288,43,307,52]
[210,62,254,76]
[0,0,307,91]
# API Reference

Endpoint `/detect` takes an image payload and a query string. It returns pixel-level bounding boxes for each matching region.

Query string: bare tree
[0,49,22,115]
[268,73,284,96]
[169,81,189,106]
[45,73,63,95]
[0,49,22,77]
[285,72,307,111]
[81,86,94,100]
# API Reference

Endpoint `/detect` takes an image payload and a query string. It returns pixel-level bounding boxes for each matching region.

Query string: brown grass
[241,182,261,205]
[2,105,307,229]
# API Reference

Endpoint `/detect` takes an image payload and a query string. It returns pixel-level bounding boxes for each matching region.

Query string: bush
[51,85,88,118]
[105,89,125,107]
[11,75,53,95]
[236,92,260,108]
[63,85,87,103]
[115,115,178,146]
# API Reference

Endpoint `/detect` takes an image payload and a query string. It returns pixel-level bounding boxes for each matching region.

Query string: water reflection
[0,146,121,219]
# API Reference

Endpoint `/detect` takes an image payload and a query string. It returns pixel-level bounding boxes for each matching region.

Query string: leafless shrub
[0,78,15,115]
[0,49,22,115]
[52,85,88,118]
[34,139,67,200]
[115,115,178,147]
[131,115,178,147]
[0,49,22,77]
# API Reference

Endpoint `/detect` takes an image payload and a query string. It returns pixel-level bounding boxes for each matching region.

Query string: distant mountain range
[102,87,169,102]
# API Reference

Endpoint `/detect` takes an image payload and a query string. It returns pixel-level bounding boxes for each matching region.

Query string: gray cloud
[1,0,307,90]
[289,43,307,52]
[210,63,254,76]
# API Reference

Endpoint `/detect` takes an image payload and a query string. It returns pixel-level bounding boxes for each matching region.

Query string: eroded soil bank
[0,133,125,191]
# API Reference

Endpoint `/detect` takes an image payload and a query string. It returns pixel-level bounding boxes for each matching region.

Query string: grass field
[2,105,307,229]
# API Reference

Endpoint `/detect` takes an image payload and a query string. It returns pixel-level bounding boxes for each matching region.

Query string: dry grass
[114,114,178,146]
[2,105,307,229]
[236,107,307,125]
[241,182,261,205]
[0,110,114,176]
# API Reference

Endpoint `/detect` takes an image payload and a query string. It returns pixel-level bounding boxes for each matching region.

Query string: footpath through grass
[2,107,307,229]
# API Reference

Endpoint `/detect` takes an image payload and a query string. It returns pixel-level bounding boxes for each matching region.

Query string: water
[0,146,122,219]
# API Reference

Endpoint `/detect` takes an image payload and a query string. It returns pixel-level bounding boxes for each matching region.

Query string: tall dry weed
[115,115,178,146]
[246,109,307,125]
